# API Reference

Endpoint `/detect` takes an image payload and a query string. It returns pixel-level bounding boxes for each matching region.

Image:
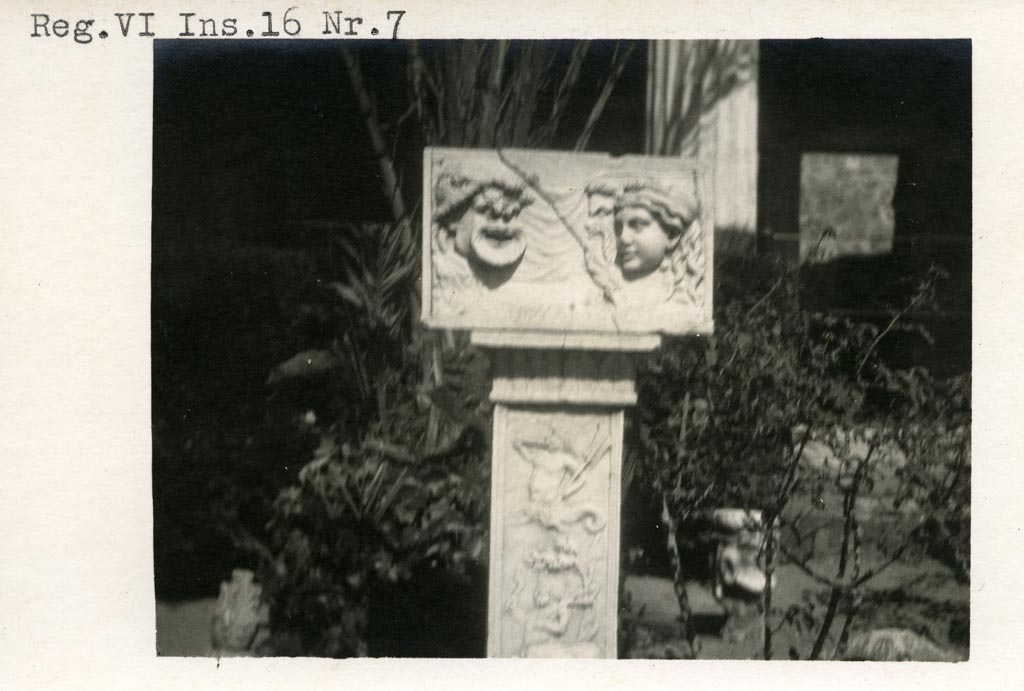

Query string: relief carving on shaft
[502,418,611,657]
[510,424,608,532]
[504,538,602,658]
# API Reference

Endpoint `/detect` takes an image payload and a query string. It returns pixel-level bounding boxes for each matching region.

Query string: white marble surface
[488,349,643,406]
[422,148,714,337]
[487,406,623,658]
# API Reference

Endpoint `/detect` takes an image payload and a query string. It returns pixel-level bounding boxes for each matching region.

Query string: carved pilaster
[488,406,623,658]
[479,341,647,658]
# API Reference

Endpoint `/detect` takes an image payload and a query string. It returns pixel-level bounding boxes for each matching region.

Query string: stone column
[647,40,759,245]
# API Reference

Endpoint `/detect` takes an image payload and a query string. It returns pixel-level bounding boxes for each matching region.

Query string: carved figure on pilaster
[504,538,602,657]
[510,423,609,533]
[495,409,617,657]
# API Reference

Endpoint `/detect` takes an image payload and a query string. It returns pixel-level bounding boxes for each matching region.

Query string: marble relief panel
[423,148,714,336]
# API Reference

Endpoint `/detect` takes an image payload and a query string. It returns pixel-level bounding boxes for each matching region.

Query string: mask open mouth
[471,224,526,268]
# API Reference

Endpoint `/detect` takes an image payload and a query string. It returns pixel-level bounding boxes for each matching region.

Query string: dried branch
[810,586,843,660]
[662,493,692,643]
[855,273,936,377]
[778,545,840,589]
[808,448,871,659]
[774,426,811,517]
[763,425,810,659]
[746,273,787,316]
[833,514,863,659]
[852,525,923,587]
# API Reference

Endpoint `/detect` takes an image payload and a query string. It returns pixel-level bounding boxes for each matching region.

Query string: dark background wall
[759,39,971,242]
[758,40,971,375]
[152,40,647,248]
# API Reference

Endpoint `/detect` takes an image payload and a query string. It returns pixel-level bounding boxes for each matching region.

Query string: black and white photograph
[151,38,971,660]
[9,1,1024,687]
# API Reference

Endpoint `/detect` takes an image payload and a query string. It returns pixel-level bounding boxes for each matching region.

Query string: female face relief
[614,205,677,279]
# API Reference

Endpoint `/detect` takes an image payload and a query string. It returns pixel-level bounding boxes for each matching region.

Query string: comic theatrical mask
[436,176,534,271]
[464,186,529,267]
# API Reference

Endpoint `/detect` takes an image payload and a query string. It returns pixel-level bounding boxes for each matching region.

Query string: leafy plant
[631,252,969,658]
[255,217,495,655]
[255,41,646,655]
[259,422,489,656]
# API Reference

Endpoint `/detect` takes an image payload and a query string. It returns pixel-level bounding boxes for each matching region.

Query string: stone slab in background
[799,152,899,263]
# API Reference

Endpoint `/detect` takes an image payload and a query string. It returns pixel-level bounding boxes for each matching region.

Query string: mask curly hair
[432,172,533,230]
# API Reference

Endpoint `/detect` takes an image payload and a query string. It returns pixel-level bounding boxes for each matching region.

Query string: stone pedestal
[420,148,714,658]
[479,344,651,657]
